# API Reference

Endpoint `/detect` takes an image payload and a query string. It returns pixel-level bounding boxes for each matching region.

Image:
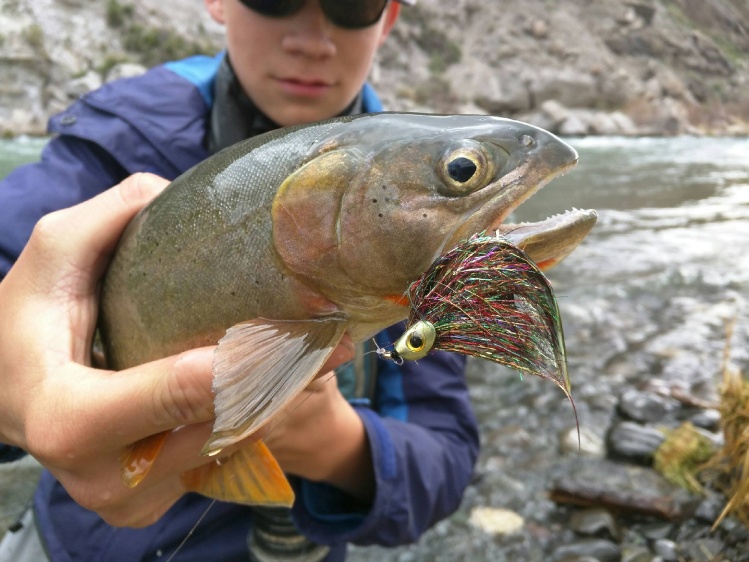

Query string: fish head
[272,113,595,323]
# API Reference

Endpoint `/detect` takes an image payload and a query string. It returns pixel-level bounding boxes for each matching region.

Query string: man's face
[206,0,398,127]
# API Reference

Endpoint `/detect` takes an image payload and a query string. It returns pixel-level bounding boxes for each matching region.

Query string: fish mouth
[488,155,597,271]
[498,208,598,271]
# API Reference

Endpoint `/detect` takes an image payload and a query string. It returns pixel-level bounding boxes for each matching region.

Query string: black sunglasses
[238,0,392,29]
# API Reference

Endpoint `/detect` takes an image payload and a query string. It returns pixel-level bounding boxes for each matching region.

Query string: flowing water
[1,136,748,559]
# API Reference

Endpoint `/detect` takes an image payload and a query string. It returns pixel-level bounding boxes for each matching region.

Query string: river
[1,135,748,560]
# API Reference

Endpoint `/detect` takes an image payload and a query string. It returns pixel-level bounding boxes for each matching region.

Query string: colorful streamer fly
[382,233,572,400]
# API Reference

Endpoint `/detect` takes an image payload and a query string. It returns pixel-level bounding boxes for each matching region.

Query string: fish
[98,113,597,507]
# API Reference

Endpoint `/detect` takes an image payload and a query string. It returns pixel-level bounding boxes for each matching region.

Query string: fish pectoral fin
[121,431,169,488]
[202,317,347,456]
[182,440,294,507]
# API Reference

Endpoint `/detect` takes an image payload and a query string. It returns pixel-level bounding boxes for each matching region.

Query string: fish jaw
[502,208,598,270]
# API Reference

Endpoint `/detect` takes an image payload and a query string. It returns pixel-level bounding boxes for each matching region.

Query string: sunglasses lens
[323,0,389,28]
[240,0,303,18]
[240,0,390,29]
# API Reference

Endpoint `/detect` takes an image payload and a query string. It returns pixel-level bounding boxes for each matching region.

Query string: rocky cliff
[1,0,747,136]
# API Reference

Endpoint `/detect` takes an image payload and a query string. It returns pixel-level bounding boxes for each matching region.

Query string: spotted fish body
[99,113,595,505]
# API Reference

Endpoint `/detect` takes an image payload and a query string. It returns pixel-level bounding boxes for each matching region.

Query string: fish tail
[181,441,294,507]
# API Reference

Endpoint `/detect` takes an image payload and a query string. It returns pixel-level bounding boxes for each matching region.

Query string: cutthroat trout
[99,113,596,506]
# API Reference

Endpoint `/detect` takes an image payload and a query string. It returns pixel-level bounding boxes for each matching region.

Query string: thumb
[69,346,218,453]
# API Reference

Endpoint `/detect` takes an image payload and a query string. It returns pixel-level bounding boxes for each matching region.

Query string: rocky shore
[1,0,748,137]
[546,381,749,562]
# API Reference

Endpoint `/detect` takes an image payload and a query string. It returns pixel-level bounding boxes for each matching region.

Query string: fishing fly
[382,233,572,400]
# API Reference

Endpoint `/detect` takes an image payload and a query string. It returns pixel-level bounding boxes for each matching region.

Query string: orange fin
[181,440,294,507]
[203,317,346,456]
[121,431,169,488]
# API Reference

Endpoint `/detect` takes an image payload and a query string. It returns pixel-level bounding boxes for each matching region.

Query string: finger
[73,468,185,527]
[125,421,253,486]
[62,347,217,452]
[64,334,352,455]
[318,334,354,375]
[112,420,268,509]
[24,173,169,290]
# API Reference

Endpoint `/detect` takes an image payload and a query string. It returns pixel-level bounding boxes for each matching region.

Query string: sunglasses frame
[238,0,392,29]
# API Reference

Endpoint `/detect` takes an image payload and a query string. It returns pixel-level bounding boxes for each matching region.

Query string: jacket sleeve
[0,134,127,461]
[291,324,479,546]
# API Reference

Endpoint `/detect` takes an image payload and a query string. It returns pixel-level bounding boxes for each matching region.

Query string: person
[0,1,480,561]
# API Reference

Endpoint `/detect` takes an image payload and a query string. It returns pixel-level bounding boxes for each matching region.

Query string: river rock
[618,388,679,423]
[681,538,724,562]
[719,516,749,544]
[528,19,550,39]
[568,508,622,541]
[455,59,532,115]
[688,409,721,431]
[628,1,656,25]
[638,521,674,541]
[551,459,698,520]
[560,426,606,458]
[552,538,622,562]
[105,62,148,83]
[468,506,524,536]
[693,493,726,523]
[65,70,102,100]
[607,421,665,461]
[652,539,678,561]
[621,545,658,562]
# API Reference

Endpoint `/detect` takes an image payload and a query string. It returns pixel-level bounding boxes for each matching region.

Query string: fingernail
[173,347,216,378]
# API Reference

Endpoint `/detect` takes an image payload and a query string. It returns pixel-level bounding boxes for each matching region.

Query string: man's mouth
[276,77,333,97]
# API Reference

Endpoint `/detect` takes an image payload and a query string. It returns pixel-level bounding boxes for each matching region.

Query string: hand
[262,366,375,504]
[0,173,357,527]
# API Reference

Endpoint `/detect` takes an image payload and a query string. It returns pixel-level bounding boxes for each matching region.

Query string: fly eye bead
[393,321,437,361]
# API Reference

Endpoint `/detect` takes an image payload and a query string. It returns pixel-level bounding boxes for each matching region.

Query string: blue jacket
[0,54,479,562]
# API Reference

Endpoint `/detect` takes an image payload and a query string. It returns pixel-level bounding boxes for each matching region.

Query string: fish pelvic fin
[202,317,347,456]
[121,431,169,488]
[181,440,294,507]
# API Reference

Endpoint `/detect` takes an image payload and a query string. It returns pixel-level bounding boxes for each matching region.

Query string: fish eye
[438,142,496,196]
[394,321,437,361]
[447,157,478,183]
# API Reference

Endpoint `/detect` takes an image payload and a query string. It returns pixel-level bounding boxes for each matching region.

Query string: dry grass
[701,320,749,529]
[652,319,749,529]
[654,421,714,495]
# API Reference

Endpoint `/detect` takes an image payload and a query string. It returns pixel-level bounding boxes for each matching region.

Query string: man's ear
[205,0,226,24]
[377,2,400,47]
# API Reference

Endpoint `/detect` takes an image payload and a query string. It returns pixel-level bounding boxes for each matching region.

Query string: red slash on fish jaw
[534,257,560,271]
[384,293,411,308]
